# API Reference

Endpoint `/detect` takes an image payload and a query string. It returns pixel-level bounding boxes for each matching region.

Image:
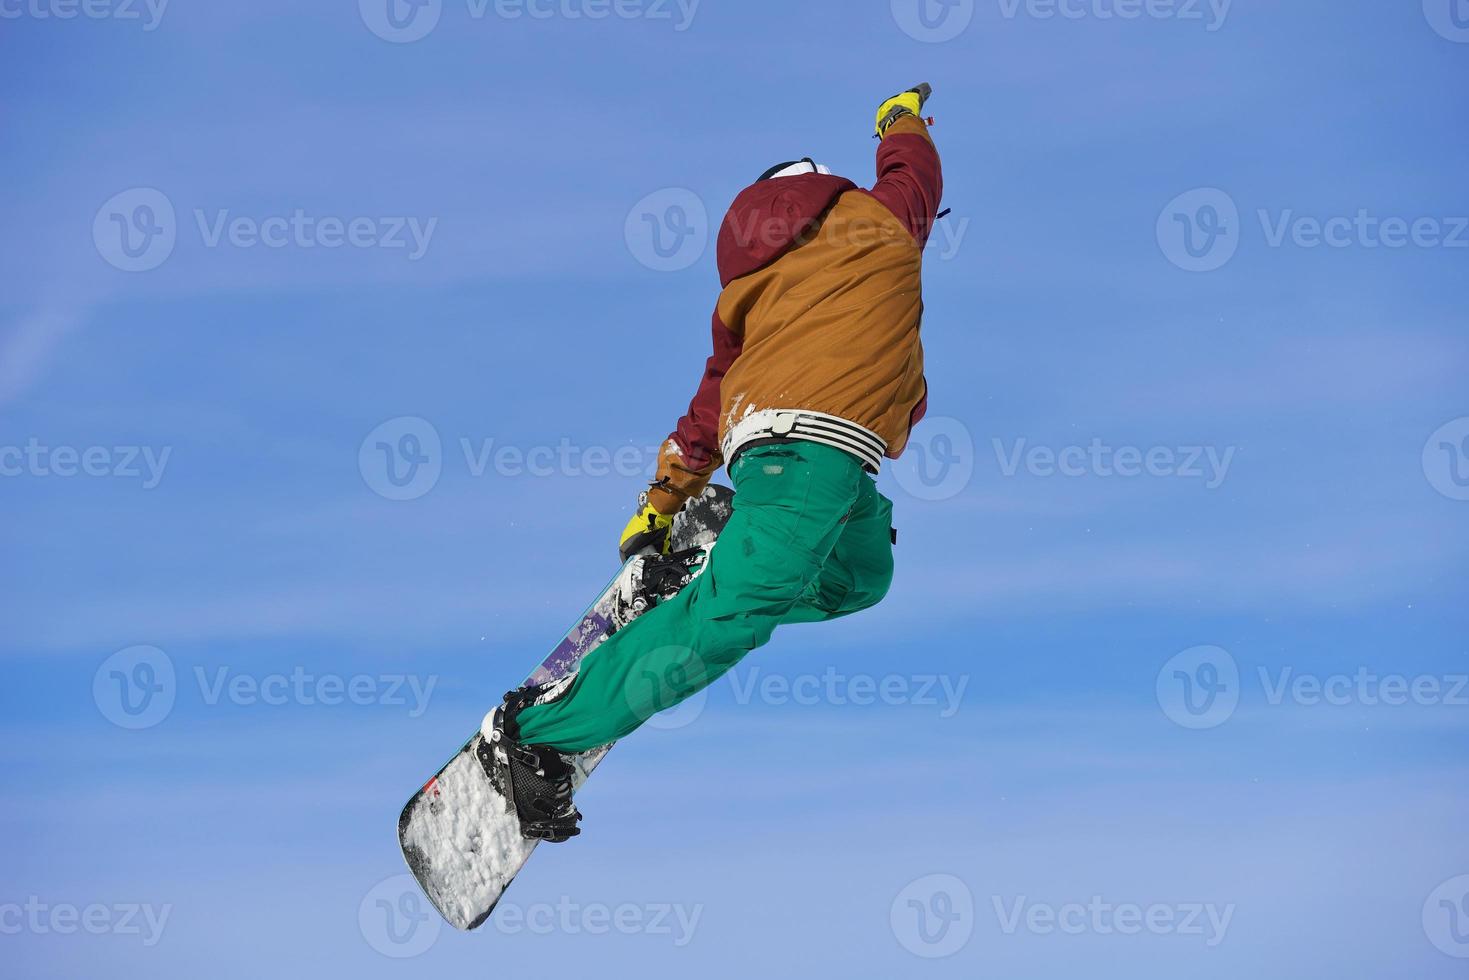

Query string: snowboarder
[488,84,944,842]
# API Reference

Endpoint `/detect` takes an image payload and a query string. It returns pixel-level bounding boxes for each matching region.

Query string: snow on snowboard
[398,485,735,931]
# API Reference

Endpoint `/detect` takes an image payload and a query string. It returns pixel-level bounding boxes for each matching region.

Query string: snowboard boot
[609,547,711,632]
[479,679,583,843]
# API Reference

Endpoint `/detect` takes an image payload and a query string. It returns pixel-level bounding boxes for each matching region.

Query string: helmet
[757,157,834,182]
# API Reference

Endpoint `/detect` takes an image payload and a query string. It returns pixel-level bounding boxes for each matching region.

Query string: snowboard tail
[398,485,735,930]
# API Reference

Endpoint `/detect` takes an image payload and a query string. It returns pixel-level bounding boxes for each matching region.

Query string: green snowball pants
[515,441,896,753]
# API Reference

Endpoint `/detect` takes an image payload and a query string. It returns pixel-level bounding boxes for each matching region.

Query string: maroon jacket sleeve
[647,307,742,513]
[868,115,944,247]
[672,308,741,469]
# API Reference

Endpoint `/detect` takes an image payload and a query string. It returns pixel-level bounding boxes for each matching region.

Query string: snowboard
[398,485,736,931]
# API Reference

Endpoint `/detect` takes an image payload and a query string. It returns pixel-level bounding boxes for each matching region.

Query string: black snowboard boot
[609,547,710,631]
[480,680,583,843]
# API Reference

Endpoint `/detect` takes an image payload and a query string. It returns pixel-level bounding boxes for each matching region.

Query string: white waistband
[723,409,886,474]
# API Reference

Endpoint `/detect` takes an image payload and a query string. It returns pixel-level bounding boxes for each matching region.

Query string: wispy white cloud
[0,308,85,407]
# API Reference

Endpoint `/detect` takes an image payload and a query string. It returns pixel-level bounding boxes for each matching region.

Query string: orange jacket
[649,115,943,514]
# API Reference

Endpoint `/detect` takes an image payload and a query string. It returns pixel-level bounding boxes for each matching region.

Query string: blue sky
[2,0,1467,977]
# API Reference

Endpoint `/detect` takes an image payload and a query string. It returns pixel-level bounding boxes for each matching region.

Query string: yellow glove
[876,82,933,137]
[619,501,675,562]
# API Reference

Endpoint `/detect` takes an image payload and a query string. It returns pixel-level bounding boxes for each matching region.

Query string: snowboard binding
[480,680,583,843]
[609,547,711,632]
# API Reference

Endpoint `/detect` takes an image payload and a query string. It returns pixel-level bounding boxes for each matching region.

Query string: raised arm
[868,84,944,247]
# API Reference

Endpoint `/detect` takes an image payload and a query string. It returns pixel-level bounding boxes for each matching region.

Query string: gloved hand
[875,82,933,137]
[619,498,675,562]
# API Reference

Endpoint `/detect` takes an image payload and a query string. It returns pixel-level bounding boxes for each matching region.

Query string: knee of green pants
[798,550,892,620]
[855,490,896,609]
[834,487,897,614]
[858,551,895,611]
